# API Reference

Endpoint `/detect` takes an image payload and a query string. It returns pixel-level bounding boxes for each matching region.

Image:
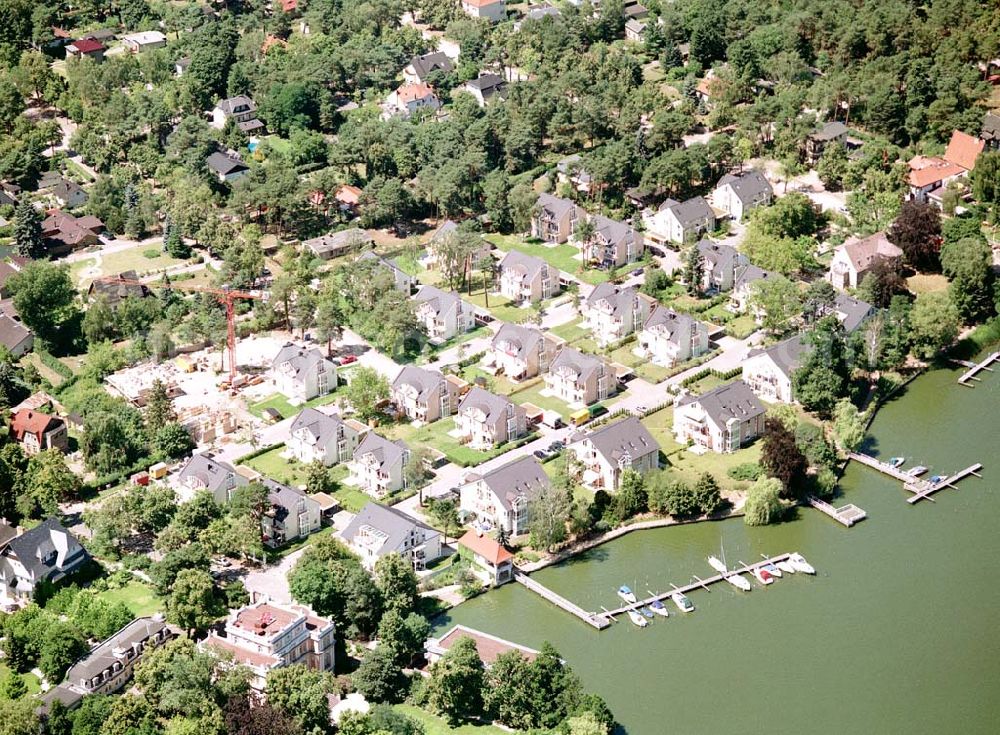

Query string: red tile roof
[435,625,537,665]
[458,530,513,566]
[69,38,105,54]
[395,83,436,104]
[335,185,362,205]
[943,130,984,171]
[906,156,964,188]
[11,409,62,444]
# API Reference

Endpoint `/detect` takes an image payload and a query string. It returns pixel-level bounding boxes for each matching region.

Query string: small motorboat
[888,457,905,468]
[725,573,751,591]
[627,609,649,627]
[788,553,816,575]
[642,607,656,619]
[672,591,695,612]
[752,567,774,585]
[617,585,637,604]
[776,560,797,574]
[907,465,928,477]
[929,475,946,485]
[761,562,782,578]
[649,599,669,617]
[707,556,728,574]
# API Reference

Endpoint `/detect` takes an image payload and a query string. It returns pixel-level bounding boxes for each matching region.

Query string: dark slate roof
[407,51,454,80]
[0,313,31,351]
[273,343,335,378]
[591,214,638,248]
[500,249,548,280]
[290,407,347,448]
[430,219,458,244]
[3,517,88,582]
[549,346,605,383]
[747,334,809,379]
[982,112,1000,142]
[643,305,699,344]
[177,454,245,494]
[263,477,314,521]
[415,285,466,320]
[341,502,437,556]
[696,239,740,275]
[716,169,773,204]
[526,4,561,20]
[215,95,257,115]
[833,293,874,332]
[535,192,576,223]
[666,196,713,227]
[678,380,765,427]
[353,432,408,471]
[206,151,248,175]
[812,121,848,141]
[492,322,546,360]
[87,270,149,307]
[734,263,773,290]
[583,416,659,464]
[466,73,506,96]
[358,250,409,280]
[393,365,445,403]
[586,283,641,320]
[458,386,516,425]
[64,616,169,685]
[464,455,549,511]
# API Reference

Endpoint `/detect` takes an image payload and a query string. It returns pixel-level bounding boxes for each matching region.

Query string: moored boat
[788,552,815,574]
[907,465,928,477]
[752,567,774,585]
[776,560,796,574]
[761,562,782,578]
[930,475,946,485]
[725,573,751,591]
[617,585,637,603]
[627,609,649,627]
[672,591,695,613]
[888,457,905,468]
[707,556,728,574]
[650,599,669,617]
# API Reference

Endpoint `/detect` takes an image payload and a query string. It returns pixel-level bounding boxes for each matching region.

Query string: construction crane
[93,274,263,384]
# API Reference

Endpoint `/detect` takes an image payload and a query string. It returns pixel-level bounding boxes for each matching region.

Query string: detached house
[459,455,548,535]
[674,380,765,453]
[349,433,409,497]
[696,239,745,293]
[570,416,660,490]
[65,38,106,62]
[805,121,848,163]
[42,210,104,255]
[906,130,982,203]
[414,285,475,342]
[175,454,248,504]
[713,170,773,222]
[122,31,166,53]
[584,215,644,269]
[462,73,507,106]
[403,51,454,84]
[456,533,514,586]
[10,409,68,455]
[391,366,460,423]
[982,112,1000,150]
[303,228,374,260]
[545,347,611,406]
[742,334,809,404]
[287,408,366,466]
[340,502,442,570]
[358,251,415,293]
[0,518,89,602]
[0,314,32,358]
[637,306,710,367]
[729,263,774,315]
[487,323,562,381]
[582,283,654,347]
[211,95,265,134]
[271,344,337,402]
[827,232,903,290]
[461,0,506,22]
[498,250,557,303]
[645,196,716,246]
[382,82,441,119]
[261,478,322,547]
[828,293,875,333]
[206,151,249,183]
[531,193,578,244]
[455,387,527,449]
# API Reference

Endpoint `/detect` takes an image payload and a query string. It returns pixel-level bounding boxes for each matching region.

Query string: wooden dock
[601,553,794,619]
[807,495,866,526]
[904,463,984,504]
[513,572,612,629]
[958,351,999,386]
[847,452,915,482]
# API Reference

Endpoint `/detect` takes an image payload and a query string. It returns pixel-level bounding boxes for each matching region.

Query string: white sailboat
[627,609,649,627]
[788,553,815,574]
[724,573,751,591]
[775,559,797,574]
[707,556,728,574]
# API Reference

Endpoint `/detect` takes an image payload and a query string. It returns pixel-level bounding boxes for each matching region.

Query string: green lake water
[434,356,1000,734]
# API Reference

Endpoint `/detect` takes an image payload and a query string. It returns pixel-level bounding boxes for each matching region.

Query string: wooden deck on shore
[807,495,866,526]
[514,572,612,629]
[957,351,999,386]
[848,453,984,504]
[601,553,794,618]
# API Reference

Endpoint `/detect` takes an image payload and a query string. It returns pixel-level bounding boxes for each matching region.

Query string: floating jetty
[807,495,866,526]
[514,572,612,629]
[848,452,983,505]
[958,351,999,386]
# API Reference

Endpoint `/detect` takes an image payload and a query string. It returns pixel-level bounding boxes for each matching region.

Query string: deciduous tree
[760,418,807,498]
[888,201,941,271]
[743,477,784,526]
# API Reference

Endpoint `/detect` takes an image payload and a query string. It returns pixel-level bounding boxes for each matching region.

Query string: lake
[434,354,1000,734]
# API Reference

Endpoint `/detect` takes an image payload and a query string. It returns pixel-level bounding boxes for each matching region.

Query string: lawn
[907,273,949,294]
[686,373,729,395]
[247,390,342,421]
[99,580,164,617]
[508,381,572,417]
[0,663,41,695]
[393,705,508,735]
[484,234,611,286]
[460,367,518,396]
[242,445,311,487]
[463,290,532,324]
[379,417,527,467]
[668,441,763,494]
[640,407,678,451]
[550,317,590,344]
[606,343,671,383]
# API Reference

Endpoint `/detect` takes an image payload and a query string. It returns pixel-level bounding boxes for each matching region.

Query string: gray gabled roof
[587,283,641,320]
[357,250,409,280]
[716,169,773,205]
[3,518,88,583]
[392,365,445,403]
[582,416,659,464]
[414,285,466,320]
[353,432,408,471]
[678,380,764,427]
[833,293,874,333]
[341,502,437,556]
[492,322,545,360]
[733,263,773,290]
[458,386,516,425]
[535,193,576,223]
[812,121,848,141]
[696,239,740,275]
[747,334,809,380]
[464,455,549,511]
[64,616,169,685]
[526,3,561,20]
[591,214,638,248]
[303,228,373,255]
[500,249,547,280]
[0,314,31,351]
[643,305,698,342]
[273,344,335,380]
[982,112,1000,142]
[407,51,454,80]
[430,219,458,244]
[290,407,347,449]
[262,477,316,521]
[206,151,248,175]
[215,95,257,115]
[549,346,605,383]
[666,196,713,227]
[177,454,246,494]
[466,73,506,96]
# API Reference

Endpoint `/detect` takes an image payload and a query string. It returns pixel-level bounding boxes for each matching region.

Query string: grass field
[485,234,611,286]
[99,580,164,617]
[379,417,524,467]
[243,446,311,487]
[393,705,507,735]
[70,243,188,287]
[464,290,532,324]
[550,317,590,343]
[247,390,342,421]
[906,273,949,294]
[0,663,41,695]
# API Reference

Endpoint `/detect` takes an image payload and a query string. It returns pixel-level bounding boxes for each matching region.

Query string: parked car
[548,441,565,452]
[533,449,552,460]
[631,267,644,276]
[339,354,358,365]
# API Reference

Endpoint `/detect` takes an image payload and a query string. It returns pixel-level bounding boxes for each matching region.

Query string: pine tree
[12,201,42,259]
[684,243,704,296]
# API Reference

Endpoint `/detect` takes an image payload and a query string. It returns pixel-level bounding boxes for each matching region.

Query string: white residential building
[271,344,338,402]
[287,408,366,466]
[414,285,475,342]
[569,416,660,490]
[349,433,409,497]
[340,502,442,570]
[637,306,710,367]
[581,283,654,347]
[674,380,766,453]
[455,387,527,449]
[459,455,549,535]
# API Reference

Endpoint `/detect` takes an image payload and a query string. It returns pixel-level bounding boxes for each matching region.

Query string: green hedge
[37,350,74,380]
